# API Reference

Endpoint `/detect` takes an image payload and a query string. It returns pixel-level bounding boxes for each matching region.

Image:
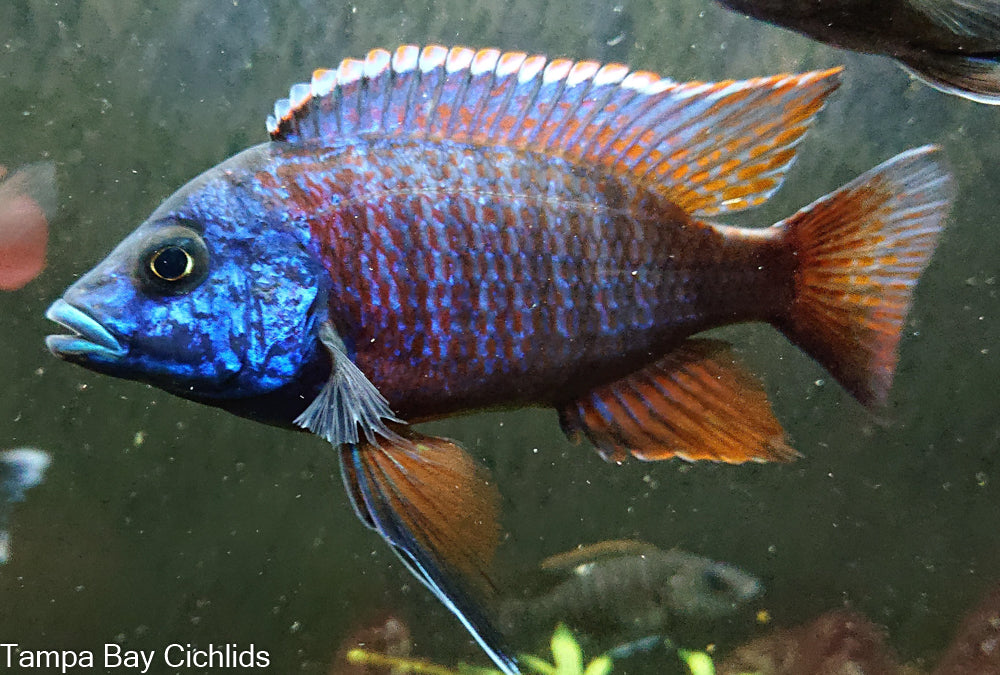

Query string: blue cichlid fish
[45,45,953,672]
[716,0,1000,104]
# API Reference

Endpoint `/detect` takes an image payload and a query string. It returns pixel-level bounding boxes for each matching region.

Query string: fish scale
[266,137,786,419]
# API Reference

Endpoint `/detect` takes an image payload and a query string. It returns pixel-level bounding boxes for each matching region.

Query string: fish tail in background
[898,51,1000,105]
[774,146,954,407]
[338,430,519,673]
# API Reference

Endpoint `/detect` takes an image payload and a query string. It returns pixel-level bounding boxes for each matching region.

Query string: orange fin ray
[539,539,660,572]
[339,428,517,673]
[612,68,841,216]
[557,339,796,464]
[776,145,953,407]
[268,45,840,216]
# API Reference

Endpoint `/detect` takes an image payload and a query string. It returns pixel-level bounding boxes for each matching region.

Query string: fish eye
[138,222,209,295]
[149,246,193,281]
[703,567,731,594]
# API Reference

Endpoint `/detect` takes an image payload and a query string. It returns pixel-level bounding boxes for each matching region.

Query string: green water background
[1,0,998,672]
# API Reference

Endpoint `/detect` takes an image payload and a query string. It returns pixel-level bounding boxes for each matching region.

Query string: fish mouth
[45,299,126,360]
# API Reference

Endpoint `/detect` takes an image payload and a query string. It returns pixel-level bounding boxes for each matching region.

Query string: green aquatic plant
[519,624,613,675]
[678,649,717,675]
[345,624,759,675]
[677,648,760,675]
[346,623,612,675]
[346,648,464,675]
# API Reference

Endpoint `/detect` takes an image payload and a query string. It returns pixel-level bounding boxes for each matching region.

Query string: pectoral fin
[557,339,796,464]
[339,427,518,674]
[295,321,403,446]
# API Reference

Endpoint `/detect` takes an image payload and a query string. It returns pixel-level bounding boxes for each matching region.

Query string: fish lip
[45,298,126,360]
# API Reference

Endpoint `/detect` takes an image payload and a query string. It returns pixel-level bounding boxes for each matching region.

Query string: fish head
[46,146,327,403]
[661,552,763,619]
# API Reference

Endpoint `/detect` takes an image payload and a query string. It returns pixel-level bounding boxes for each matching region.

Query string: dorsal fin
[539,539,660,572]
[268,45,841,216]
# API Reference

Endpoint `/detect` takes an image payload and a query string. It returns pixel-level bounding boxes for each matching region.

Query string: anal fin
[339,427,518,673]
[557,339,796,464]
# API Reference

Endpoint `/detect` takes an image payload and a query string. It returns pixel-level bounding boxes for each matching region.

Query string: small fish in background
[45,44,954,672]
[0,162,56,290]
[498,540,761,651]
[715,0,1000,104]
[0,448,51,564]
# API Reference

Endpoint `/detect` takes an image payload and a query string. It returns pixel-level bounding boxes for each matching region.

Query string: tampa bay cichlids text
[1,642,270,673]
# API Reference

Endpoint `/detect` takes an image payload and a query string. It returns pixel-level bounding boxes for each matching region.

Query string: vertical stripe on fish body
[265,138,791,420]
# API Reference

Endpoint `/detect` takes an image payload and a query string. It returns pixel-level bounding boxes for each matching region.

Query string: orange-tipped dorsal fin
[267,45,841,216]
[557,339,797,464]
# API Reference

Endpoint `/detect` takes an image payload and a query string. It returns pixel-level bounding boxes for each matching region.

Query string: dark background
[1,0,997,672]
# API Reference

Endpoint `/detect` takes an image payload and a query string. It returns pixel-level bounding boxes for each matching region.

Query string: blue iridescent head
[46,145,327,407]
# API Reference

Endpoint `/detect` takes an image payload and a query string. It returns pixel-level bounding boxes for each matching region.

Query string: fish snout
[45,298,126,360]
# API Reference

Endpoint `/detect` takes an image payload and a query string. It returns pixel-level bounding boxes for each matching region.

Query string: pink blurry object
[718,609,903,675]
[933,585,1000,675]
[717,583,1000,675]
[0,162,56,290]
[329,613,412,675]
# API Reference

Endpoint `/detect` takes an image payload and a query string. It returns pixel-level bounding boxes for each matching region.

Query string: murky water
[1,1,997,673]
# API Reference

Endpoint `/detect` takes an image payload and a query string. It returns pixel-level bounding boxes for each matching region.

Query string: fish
[498,540,761,649]
[0,448,51,564]
[0,162,56,290]
[43,44,954,673]
[715,0,1000,104]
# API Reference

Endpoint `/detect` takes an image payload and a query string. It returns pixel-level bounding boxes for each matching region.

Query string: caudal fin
[776,146,953,407]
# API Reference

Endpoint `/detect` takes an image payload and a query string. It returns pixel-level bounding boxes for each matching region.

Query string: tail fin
[776,146,953,407]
